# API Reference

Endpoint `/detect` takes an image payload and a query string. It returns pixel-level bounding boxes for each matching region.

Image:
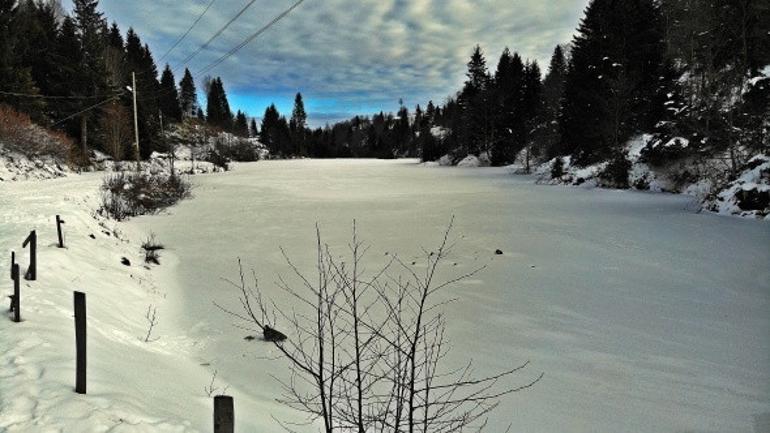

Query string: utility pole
[132,72,140,171]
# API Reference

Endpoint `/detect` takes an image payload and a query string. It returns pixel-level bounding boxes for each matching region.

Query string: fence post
[56,215,65,248]
[22,230,36,281]
[11,263,20,322]
[213,395,234,433]
[74,291,86,394]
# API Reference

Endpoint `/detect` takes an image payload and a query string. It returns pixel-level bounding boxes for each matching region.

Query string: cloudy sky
[64,0,589,127]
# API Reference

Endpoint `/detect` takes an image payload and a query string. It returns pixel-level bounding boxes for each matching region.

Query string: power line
[0,90,122,100]
[172,0,260,73]
[158,0,218,63]
[51,93,126,127]
[138,0,305,104]
[196,0,305,76]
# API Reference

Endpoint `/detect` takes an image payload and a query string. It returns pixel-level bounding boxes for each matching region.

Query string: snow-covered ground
[128,159,770,433]
[1,159,769,432]
[0,171,266,432]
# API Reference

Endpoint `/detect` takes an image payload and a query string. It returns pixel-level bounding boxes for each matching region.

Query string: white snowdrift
[0,174,242,432]
[705,154,770,219]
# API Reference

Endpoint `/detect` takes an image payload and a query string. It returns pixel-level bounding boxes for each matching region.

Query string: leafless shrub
[99,171,192,220]
[0,104,72,160]
[218,219,542,433]
[142,234,165,265]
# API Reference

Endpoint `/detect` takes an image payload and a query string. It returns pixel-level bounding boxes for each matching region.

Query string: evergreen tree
[559,0,666,165]
[290,92,307,155]
[72,0,109,155]
[159,65,181,123]
[458,45,492,156]
[261,104,281,154]
[178,68,197,119]
[250,118,258,138]
[206,77,233,131]
[490,48,525,165]
[542,45,568,158]
[521,60,544,170]
[234,110,249,137]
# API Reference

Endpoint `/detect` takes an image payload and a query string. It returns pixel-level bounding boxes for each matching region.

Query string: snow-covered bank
[0,174,243,432]
[530,136,770,220]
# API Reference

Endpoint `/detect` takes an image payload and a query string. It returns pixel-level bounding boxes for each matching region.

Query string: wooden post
[74,291,86,394]
[56,215,65,248]
[22,230,36,281]
[11,263,20,323]
[213,395,234,433]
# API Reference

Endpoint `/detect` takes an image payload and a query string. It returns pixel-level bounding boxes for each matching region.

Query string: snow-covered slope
[534,135,770,219]
[0,174,228,432]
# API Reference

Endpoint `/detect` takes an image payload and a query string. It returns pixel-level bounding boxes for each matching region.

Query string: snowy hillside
[532,135,770,220]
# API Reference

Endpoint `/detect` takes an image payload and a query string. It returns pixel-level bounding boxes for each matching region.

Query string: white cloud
[84,0,590,119]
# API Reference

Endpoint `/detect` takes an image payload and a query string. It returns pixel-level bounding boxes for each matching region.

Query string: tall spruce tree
[559,0,666,165]
[290,92,307,155]
[459,45,492,157]
[250,118,258,138]
[178,68,197,119]
[234,110,249,137]
[542,45,568,158]
[206,77,233,131]
[159,65,182,123]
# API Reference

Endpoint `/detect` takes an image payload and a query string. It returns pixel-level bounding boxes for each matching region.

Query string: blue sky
[63,0,589,127]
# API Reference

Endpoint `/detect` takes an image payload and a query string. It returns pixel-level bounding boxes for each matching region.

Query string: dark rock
[495,249,503,255]
[263,325,287,342]
[121,257,131,266]
[737,188,770,211]
[89,234,96,239]
[244,335,256,341]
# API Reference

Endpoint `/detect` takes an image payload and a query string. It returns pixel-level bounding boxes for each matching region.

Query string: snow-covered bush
[551,157,565,179]
[100,171,192,220]
[705,154,770,219]
[597,152,632,189]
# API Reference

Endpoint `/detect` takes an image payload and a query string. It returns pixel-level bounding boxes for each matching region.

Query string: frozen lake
[133,159,770,433]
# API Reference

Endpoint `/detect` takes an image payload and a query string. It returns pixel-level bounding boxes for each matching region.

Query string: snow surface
[126,159,770,433]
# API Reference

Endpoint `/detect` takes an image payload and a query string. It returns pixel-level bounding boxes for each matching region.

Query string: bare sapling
[217,219,543,433]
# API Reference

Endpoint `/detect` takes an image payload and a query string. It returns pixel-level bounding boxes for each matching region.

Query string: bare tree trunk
[80,115,88,161]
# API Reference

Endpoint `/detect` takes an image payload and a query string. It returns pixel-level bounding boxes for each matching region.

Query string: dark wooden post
[74,291,86,394]
[56,215,65,248]
[22,230,36,281]
[11,263,20,322]
[213,395,234,433]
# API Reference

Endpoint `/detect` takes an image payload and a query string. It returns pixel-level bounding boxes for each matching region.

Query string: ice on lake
[133,159,770,433]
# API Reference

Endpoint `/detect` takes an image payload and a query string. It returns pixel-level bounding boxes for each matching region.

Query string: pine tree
[261,104,281,154]
[542,45,568,158]
[459,45,492,156]
[290,92,307,155]
[250,118,258,138]
[234,110,249,137]
[159,65,182,123]
[490,49,525,165]
[179,68,198,119]
[206,77,233,131]
[72,0,109,156]
[521,60,544,171]
[559,0,666,165]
